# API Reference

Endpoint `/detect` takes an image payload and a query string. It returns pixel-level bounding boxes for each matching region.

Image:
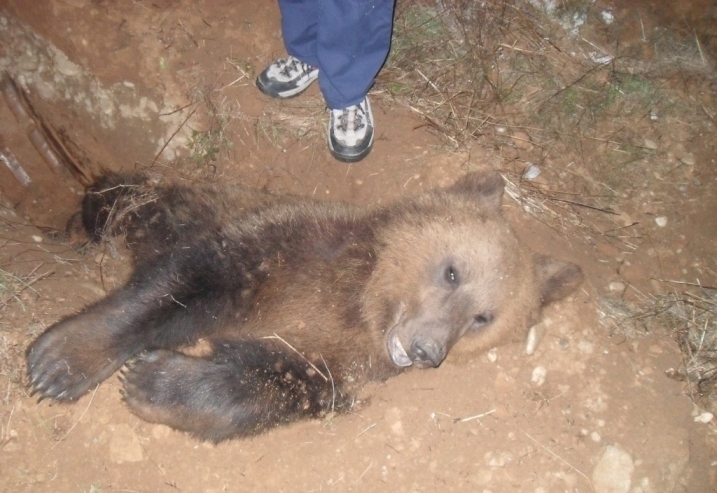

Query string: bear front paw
[26,317,127,401]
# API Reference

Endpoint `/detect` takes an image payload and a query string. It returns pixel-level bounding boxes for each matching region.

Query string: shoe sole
[329,139,373,163]
[255,75,318,100]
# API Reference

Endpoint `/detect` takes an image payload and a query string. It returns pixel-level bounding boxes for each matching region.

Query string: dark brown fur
[26,171,582,442]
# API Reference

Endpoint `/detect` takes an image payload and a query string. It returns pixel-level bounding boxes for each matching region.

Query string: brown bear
[26,170,582,442]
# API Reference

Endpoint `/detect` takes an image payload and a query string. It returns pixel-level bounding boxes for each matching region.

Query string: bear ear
[533,254,584,306]
[445,171,505,213]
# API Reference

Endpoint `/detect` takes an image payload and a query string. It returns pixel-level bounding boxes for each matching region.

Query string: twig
[2,403,14,442]
[50,384,99,450]
[163,294,187,308]
[177,20,199,48]
[262,333,328,382]
[454,408,496,423]
[151,104,199,166]
[500,43,546,56]
[654,279,717,290]
[524,431,593,489]
[337,423,377,450]
[320,354,336,415]
[354,461,374,483]
[694,31,706,66]
[547,197,619,216]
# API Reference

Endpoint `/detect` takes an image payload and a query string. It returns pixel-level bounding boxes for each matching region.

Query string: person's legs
[257,0,396,162]
[318,0,394,163]
[256,0,320,99]
[316,0,395,110]
[280,0,320,67]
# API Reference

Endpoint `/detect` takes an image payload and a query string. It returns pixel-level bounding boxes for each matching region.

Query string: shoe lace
[279,57,310,78]
[337,104,365,132]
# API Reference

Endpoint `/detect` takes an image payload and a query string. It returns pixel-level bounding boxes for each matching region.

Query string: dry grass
[0,266,53,313]
[380,0,713,216]
[601,288,717,413]
[383,0,717,409]
[0,268,53,401]
[656,290,717,413]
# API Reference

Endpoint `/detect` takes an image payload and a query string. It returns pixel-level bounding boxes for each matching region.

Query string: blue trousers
[279,0,395,109]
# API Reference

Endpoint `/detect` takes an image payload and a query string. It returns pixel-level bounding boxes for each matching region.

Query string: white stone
[523,164,541,181]
[655,216,667,227]
[531,366,547,386]
[608,281,625,292]
[592,445,634,493]
[694,412,714,423]
[487,348,498,362]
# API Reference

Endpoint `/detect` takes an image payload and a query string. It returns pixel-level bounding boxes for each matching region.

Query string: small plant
[186,127,230,163]
[0,269,26,312]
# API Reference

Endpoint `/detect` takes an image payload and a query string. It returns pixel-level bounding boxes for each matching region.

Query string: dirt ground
[0,0,716,492]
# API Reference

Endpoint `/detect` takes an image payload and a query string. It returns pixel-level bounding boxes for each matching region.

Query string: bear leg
[27,237,253,402]
[121,340,345,442]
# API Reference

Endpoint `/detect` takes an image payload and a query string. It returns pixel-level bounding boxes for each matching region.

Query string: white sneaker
[256,56,319,99]
[327,96,374,163]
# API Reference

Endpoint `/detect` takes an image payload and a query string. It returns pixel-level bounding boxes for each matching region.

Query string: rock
[608,281,626,293]
[694,412,713,424]
[525,324,546,355]
[531,366,547,386]
[523,163,541,181]
[643,139,658,150]
[487,347,498,362]
[655,216,667,227]
[592,445,634,493]
[109,424,144,463]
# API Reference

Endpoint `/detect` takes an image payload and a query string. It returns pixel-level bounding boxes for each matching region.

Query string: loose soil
[0,1,715,492]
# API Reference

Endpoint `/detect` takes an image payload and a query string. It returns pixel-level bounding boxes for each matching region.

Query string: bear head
[362,171,583,368]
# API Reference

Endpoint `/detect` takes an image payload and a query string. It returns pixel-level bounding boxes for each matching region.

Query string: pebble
[485,450,514,467]
[525,324,546,355]
[608,281,625,292]
[523,163,541,181]
[643,139,658,150]
[531,366,547,386]
[31,235,42,243]
[591,431,602,442]
[655,216,668,227]
[487,348,498,362]
[592,445,634,493]
[694,412,714,424]
[680,154,695,166]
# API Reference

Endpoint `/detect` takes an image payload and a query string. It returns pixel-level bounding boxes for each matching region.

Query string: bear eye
[472,313,494,330]
[444,265,459,286]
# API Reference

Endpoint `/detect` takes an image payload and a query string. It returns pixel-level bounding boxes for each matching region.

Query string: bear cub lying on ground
[26,170,582,442]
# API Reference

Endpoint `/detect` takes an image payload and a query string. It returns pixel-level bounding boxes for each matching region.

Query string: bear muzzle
[388,331,447,368]
[410,335,446,368]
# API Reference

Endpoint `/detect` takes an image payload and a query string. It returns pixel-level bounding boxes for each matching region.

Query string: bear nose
[411,337,446,367]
